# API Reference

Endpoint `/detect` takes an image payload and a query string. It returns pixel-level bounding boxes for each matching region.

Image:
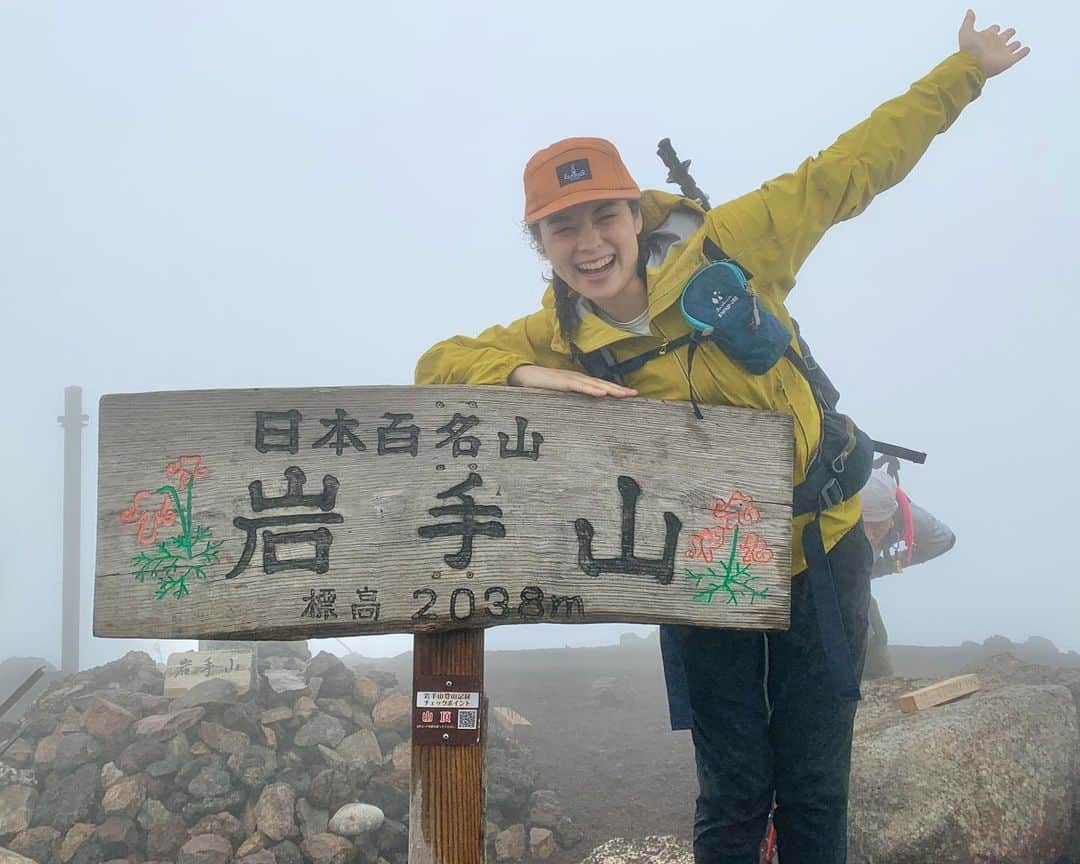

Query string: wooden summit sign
[93,385,794,641]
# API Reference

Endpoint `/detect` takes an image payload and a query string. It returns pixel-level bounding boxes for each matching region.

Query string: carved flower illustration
[710,490,761,528]
[739,532,775,565]
[119,491,177,546]
[121,455,222,600]
[164,455,209,491]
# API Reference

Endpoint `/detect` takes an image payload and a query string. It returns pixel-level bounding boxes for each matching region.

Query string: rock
[32,729,63,767]
[335,730,381,767]
[95,816,139,858]
[190,811,245,846]
[375,818,408,854]
[527,789,562,829]
[0,785,37,835]
[850,682,1078,863]
[235,832,266,857]
[328,802,385,836]
[188,763,233,798]
[2,737,34,768]
[137,798,173,831]
[174,678,240,709]
[363,772,409,822]
[307,652,346,680]
[57,823,98,864]
[577,836,693,864]
[101,773,147,817]
[199,721,252,755]
[0,849,37,864]
[374,728,401,756]
[80,698,137,738]
[295,714,346,748]
[318,744,347,767]
[261,706,294,725]
[146,754,186,778]
[228,745,279,789]
[318,698,353,720]
[486,747,539,815]
[553,815,584,848]
[7,826,61,863]
[99,761,124,788]
[299,833,354,864]
[297,798,330,838]
[294,696,317,719]
[32,762,99,832]
[390,741,409,772]
[529,827,556,859]
[117,739,166,773]
[181,790,247,823]
[222,701,265,741]
[270,839,304,864]
[307,768,352,811]
[264,670,308,696]
[353,676,380,713]
[255,783,297,843]
[495,824,526,861]
[317,671,356,701]
[146,815,190,859]
[237,852,277,864]
[178,834,232,864]
[371,694,410,734]
[53,732,104,774]
[134,707,205,742]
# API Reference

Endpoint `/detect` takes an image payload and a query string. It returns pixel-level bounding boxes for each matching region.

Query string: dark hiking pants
[680,524,873,864]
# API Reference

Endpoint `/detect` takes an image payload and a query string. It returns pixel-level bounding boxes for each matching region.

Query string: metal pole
[58,385,87,675]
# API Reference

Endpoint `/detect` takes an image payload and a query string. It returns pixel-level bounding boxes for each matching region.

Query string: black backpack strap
[578,347,625,384]
[803,519,863,701]
[579,333,697,385]
[702,236,754,280]
[787,320,841,411]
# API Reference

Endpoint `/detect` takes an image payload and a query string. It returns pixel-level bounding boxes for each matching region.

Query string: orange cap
[523,137,640,224]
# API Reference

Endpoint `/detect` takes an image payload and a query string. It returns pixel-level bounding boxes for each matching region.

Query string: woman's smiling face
[537,199,644,314]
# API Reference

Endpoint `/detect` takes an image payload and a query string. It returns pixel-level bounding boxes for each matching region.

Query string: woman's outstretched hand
[508,365,638,398]
[959,9,1029,77]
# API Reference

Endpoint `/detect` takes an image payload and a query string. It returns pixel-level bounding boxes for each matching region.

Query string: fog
[1,0,1076,672]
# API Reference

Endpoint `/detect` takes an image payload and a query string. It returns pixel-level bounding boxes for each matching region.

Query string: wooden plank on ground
[897,674,981,714]
[93,385,793,640]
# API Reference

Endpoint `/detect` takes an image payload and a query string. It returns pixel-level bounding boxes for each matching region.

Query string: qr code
[457,709,478,730]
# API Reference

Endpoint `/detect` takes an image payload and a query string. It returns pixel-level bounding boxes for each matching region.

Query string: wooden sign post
[94,385,794,863]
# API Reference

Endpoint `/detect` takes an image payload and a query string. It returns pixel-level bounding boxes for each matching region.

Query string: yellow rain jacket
[416,52,986,575]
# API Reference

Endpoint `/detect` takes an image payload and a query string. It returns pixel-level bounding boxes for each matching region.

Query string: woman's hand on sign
[959,10,1029,76]
[509,365,638,398]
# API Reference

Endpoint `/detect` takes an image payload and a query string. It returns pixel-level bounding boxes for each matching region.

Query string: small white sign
[164,649,254,697]
[416,690,480,709]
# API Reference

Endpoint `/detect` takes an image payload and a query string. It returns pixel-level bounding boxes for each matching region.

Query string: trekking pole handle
[657,138,712,212]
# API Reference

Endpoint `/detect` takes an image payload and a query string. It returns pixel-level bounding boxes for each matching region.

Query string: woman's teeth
[577,255,615,273]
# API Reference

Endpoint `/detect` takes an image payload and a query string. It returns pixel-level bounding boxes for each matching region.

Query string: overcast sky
[1,1,1076,670]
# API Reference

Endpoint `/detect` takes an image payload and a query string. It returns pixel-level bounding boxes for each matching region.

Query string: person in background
[860,467,957,678]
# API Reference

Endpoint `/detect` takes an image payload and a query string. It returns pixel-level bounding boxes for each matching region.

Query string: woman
[416,13,1026,863]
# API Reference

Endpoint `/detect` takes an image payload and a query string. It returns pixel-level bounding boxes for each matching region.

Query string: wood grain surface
[94,385,793,639]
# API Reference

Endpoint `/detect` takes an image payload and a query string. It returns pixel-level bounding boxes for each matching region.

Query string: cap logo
[556,159,591,186]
